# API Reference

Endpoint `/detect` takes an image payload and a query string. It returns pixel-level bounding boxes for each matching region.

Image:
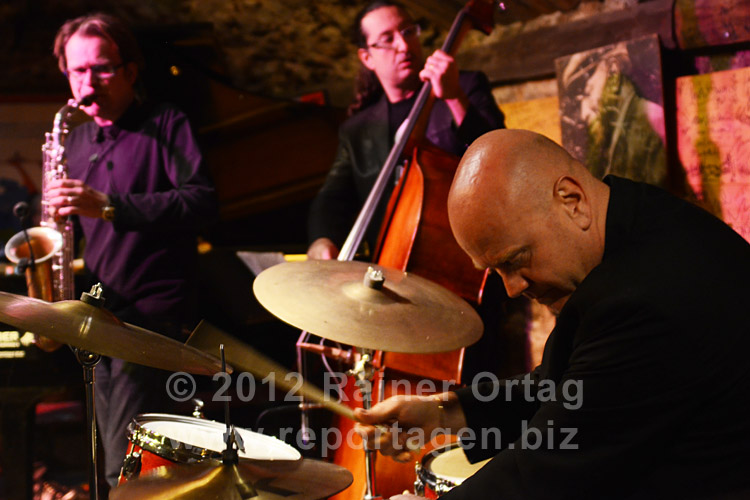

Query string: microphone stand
[11,202,103,498]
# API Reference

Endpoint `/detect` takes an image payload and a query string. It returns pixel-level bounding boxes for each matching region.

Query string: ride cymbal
[0,291,226,375]
[253,260,483,353]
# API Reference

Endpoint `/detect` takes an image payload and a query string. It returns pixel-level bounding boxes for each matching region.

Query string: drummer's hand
[45,178,109,219]
[355,394,446,462]
[390,495,426,500]
[307,237,339,260]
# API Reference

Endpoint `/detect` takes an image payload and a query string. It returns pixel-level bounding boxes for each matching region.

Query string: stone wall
[1,0,627,107]
[1,0,444,107]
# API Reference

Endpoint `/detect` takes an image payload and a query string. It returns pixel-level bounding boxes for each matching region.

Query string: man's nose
[498,271,528,298]
[393,31,409,51]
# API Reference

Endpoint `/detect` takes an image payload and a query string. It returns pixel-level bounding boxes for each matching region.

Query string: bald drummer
[355,130,750,499]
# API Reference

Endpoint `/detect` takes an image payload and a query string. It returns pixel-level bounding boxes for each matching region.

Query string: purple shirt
[66,101,217,325]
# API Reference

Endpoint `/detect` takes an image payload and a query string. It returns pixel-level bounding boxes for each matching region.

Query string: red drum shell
[118,413,300,484]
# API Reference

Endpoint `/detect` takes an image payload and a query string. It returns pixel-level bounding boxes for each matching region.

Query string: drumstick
[186,321,357,422]
[186,321,420,453]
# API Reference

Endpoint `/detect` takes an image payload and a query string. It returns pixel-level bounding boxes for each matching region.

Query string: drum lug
[121,450,142,480]
[414,480,425,497]
[414,463,425,496]
[192,398,205,419]
[435,477,453,496]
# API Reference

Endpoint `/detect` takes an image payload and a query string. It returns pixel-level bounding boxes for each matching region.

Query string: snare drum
[414,443,490,498]
[119,413,301,483]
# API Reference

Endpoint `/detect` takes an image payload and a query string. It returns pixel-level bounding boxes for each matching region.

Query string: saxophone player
[45,13,218,494]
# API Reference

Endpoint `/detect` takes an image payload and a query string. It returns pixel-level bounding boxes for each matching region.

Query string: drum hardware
[298,402,325,411]
[191,398,206,419]
[187,321,388,499]
[118,413,302,484]
[252,260,483,500]
[116,411,261,498]
[217,343,251,497]
[56,284,106,500]
[69,303,103,500]
[186,321,358,421]
[348,347,380,500]
[186,319,412,499]
[115,344,301,497]
[295,338,361,446]
[0,285,228,500]
[414,442,491,498]
[112,347,347,499]
[120,450,142,482]
[297,341,359,366]
[177,261,483,500]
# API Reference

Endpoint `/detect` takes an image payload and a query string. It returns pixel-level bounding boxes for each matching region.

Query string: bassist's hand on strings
[419,50,470,126]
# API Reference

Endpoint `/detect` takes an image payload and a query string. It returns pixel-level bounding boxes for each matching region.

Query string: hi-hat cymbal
[110,458,354,500]
[253,260,483,353]
[0,291,226,375]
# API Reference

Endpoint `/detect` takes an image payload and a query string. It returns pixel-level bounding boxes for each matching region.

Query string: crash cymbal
[110,458,354,500]
[0,291,226,375]
[253,260,483,353]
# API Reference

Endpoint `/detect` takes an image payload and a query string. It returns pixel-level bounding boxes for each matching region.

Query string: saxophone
[40,96,93,301]
[4,96,93,350]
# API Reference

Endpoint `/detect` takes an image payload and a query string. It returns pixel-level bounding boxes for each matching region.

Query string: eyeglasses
[65,63,124,81]
[368,25,421,50]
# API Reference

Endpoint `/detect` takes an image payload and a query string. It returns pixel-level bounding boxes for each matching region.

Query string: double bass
[301,2,499,498]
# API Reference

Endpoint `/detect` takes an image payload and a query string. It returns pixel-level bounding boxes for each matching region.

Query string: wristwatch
[101,203,116,222]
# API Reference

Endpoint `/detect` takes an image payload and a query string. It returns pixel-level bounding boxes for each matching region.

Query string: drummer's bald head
[449,130,582,227]
[447,129,609,277]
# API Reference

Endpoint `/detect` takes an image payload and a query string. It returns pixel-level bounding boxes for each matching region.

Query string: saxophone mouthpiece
[79,94,96,107]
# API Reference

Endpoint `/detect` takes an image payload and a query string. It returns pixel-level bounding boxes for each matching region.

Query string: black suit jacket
[446,176,750,499]
[307,71,505,251]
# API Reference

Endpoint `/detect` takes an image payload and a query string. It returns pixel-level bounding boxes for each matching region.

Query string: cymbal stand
[71,346,101,500]
[348,347,381,500]
[219,344,257,499]
[70,283,108,500]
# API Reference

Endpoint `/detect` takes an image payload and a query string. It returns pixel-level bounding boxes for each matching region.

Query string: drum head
[133,413,301,462]
[427,444,489,484]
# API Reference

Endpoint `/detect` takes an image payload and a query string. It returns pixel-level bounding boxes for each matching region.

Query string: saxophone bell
[4,227,65,351]
[5,227,63,302]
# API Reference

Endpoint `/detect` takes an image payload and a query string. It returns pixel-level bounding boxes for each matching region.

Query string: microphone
[12,201,35,272]
[13,201,29,219]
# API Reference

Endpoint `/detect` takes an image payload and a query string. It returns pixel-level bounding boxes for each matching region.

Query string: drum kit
[0,259,486,499]
[415,442,491,499]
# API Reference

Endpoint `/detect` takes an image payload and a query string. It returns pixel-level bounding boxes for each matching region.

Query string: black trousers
[94,356,175,489]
